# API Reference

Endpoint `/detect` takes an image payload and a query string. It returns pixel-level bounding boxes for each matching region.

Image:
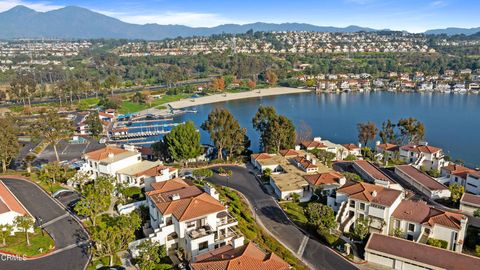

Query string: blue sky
[0,0,478,32]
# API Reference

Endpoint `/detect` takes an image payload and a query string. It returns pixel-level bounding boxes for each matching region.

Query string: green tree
[311,149,336,166]
[343,172,363,182]
[151,140,170,162]
[357,122,378,147]
[14,215,35,246]
[192,168,214,180]
[252,106,295,153]
[0,117,20,172]
[91,213,141,266]
[265,69,278,86]
[104,75,121,96]
[75,177,114,226]
[38,161,66,192]
[397,118,425,144]
[379,119,397,144]
[474,209,480,218]
[353,216,371,240]
[85,111,103,137]
[449,183,464,204]
[136,240,171,270]
[33,109,74,162]
[305,203,336,231]
[201,108,248,160]
[0,224,13,246]
[163,121,202,166]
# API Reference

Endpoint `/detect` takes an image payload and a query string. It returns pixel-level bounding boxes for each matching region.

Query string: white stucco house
[395,165,451,199]
[399,142,447,171]
[390,200,467,252]
[130,178,244,261]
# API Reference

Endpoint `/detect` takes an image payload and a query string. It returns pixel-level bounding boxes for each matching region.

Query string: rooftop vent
[371,190,378,197]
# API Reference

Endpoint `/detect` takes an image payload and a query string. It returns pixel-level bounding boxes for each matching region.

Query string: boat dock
[110,130,169,140]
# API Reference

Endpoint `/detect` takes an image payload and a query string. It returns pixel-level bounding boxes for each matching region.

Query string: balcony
[215,227,241,241]
[217,212,238,227]
[186,225,214,240]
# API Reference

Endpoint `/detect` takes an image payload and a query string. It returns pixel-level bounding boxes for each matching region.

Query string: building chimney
[376,141,380,146]
[204,183,220,201]
[312,159,317,165]
[171,194,180,201]
[306,155,311,161]
[313,137,322,142]
[295,145,301,151]
[371,190,377,197]
[107,152,114,158]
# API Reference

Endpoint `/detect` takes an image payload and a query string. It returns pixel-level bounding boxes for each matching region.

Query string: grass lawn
[280,201,308,227]
[78,98,100,108]
[118,93,190,114]
[0,228,55,256]
[88,254,122,270]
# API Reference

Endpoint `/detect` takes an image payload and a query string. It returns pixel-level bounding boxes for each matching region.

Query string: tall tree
[75,177,114,226]
[151,140,170,162]
[136,240,171,270]
[353,216,371,240]
[449,183,464,204]
[265,69,278,86]
[163,121,202,166]
[14,215,35,246]
[296,120,313,144]
[397,118,425,144]
[253,106,295,153]
[33,109,74,162]
[0,117,20,172]
[85,111,103,137]
[305,203,336,232]
[38,162,66,192]
[379,119,397,144]
[201,108,247,160]
[357,122,378,147]
[104,75,121,96]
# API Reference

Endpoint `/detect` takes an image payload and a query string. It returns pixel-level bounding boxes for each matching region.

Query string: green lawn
[0,228,55,256]
[118,93,191,114]
[280,201,308,226]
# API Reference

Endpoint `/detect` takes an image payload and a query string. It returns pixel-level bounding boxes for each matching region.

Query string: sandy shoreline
[166,87,311,109]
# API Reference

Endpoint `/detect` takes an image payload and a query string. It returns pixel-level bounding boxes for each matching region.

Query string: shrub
[317,228,339,246]
[120,186,142,198]
[427,238,448,249]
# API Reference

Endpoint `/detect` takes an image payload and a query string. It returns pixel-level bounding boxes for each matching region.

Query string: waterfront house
[399,142,447,171]
[328,182,403,234]
[116,161,178,191]
[375,142,399,162]
[300,137,327,151]
[303,171,346,196]
[341,143,362,158]
[135,179,243,261]
[0,181,33,233]
[365,233,480,270]
[394,165,450,199]
[460,193,480,216]
[83,146,142,179]
[352,160,403,191]
[390,200,467,252]
[190,242,290,270]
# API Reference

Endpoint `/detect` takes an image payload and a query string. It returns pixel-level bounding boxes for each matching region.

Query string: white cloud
[430,1,447,8]
[108,11,242,27]
[0,0,63,12]
[345,0,376,5]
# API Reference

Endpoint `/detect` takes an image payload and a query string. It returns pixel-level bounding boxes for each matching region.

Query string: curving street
[207,166,358,270]
[0,177,90,270]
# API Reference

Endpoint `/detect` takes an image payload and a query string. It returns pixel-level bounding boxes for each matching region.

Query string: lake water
[174,92,480,168]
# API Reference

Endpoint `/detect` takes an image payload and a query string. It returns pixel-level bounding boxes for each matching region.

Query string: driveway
[0,177,90,270]
[207,166,358,270]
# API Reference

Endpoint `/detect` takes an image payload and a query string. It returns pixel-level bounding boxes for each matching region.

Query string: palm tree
[14,216,35,246]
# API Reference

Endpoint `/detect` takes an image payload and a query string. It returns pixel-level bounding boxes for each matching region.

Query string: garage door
[369,253,395,268]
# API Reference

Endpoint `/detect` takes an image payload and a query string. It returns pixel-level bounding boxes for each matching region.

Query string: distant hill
[0,5,382,40]
[425,27,480,36]
[0,5,477,40]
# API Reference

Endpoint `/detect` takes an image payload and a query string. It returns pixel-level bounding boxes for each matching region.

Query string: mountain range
[0,5,478,40]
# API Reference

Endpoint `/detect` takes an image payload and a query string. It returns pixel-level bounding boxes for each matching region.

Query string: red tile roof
[293,156,317,169]
[98,111,114,118]
[300,140,326,149]
[279,149,299,157]
[0,181,29,216]
[147,179,225,222]
[303,172,344,186]
[396,165,448,191]
[366,233,480,270]
[337,182,402,206]
[392,200,465,229]
[84,146,130,161]
[461,193,480,207]
[442,164,475,179]
[251,153,272,161]
[342,143,360,151]
[191,242,290,270]
[400,143,441,154]
[376,143,399,151]
[353,160,397,184]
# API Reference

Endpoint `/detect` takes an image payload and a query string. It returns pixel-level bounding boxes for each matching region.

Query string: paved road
[0,177,90,270]
[207,166,358,270]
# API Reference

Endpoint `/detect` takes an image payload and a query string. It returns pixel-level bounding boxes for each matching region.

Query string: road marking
[297,235,309,257]
[61,144,70,154]
[40,213,69,228]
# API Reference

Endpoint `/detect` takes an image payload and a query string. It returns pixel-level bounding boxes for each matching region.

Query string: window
[187,221,196,229]
[359,203,365,210]
[198,241,208,251]
[408,223,415,232]
[394,220,400,229]
[349,200,355,208]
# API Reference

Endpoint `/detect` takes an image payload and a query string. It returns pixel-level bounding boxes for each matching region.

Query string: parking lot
[35,137,104,163]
